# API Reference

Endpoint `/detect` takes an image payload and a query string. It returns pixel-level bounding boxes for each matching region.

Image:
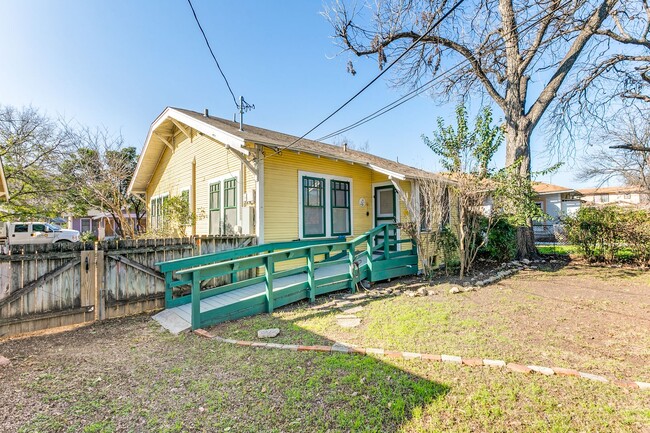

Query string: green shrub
[483,218,517,262]
[80,231,97,243]
[564,205,650,264]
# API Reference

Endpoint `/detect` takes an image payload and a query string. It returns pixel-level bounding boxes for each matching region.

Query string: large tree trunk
[505,117,538,259]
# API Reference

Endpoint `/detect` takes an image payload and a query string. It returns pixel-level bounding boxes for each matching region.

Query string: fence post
[264,256,274,313]
[307,248,316,303]
[191,270,201,330]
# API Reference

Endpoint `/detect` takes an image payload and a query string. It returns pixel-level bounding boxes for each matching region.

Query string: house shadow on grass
[206,294,450,432]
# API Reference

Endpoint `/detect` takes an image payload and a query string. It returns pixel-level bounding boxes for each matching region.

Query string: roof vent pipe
[343,142,348,152]
[204,108,209,117]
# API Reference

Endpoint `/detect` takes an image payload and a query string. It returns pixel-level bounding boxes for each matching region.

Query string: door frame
[372,182,400,250]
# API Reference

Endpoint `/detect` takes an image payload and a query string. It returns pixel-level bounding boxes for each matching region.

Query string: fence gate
[80,250,104,320]
[0,235,255,339]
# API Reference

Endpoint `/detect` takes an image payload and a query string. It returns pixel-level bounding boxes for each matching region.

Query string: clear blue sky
[0,0,592,187]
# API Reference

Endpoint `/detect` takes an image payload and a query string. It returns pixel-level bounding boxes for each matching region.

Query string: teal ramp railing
[157,224,417,329]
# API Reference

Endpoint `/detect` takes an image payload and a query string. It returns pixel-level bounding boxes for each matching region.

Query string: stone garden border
[194,329,650,391]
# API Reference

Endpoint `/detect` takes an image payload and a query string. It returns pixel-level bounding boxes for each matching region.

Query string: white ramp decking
[154,259,359,334]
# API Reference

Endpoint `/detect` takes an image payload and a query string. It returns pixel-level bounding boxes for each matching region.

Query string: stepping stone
[335,300,353,308]
[343,293,369,301]
[340,306,364,314]
[335,314,358,319]
[0,355,10,366]
[257,328,280,338]
[337,317,362,328]
[311,301,338,310]
[332,342,351,353]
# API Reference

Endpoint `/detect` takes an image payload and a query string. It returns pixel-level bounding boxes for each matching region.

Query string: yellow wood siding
[146,131,256,235]
[263,150,412,243]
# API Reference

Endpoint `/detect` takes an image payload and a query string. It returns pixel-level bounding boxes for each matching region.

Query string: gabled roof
[578,185,645,195]
[532,182,576,195]
[128,107,443,194]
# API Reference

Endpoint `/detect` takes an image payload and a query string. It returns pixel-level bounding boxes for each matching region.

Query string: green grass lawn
[536,244,580,255]
[1,264,649,432]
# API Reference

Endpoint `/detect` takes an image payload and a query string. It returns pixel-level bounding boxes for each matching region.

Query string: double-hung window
[302,177,326,237]
[180,188,191,226]
[331,180,351,236]
[209,183,221,235]
[224,179,237,234]
[209,177,238,235]
[300,173,352,238]
[150,195,168,230]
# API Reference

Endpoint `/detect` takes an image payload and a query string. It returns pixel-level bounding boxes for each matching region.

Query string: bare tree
[61,128,145,238]
[579,113,650,190]
[324,0,620,257]
[400,177,450,278]
[547,2,650,151]
[0,105,74,220]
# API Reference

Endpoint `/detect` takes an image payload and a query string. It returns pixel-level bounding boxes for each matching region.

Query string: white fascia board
[536,189,576,196]
[167,109,246,151]
[127,107,249,196]
[368,164,406,181]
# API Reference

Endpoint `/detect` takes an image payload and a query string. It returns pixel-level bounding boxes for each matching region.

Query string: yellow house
[128,107,442,248]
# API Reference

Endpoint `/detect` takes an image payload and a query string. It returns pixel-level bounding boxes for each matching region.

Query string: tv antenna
[238,96,255,131]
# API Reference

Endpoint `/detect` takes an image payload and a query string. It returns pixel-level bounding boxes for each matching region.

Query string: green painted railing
[157,224,418,330]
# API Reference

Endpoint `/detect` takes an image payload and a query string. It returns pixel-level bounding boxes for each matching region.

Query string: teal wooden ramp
[154,224,418,333]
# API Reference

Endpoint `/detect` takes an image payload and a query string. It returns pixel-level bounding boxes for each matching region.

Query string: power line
[261,0,466,159]
[186,0,239,109]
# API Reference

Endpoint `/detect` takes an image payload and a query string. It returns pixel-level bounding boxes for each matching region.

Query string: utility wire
[186,0,239,109]
[261,0,466,159]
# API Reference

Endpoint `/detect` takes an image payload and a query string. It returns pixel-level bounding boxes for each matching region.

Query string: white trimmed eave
[536,189,576,196]
[128,107,249,195]
[368,164,407,181]
[254,141,411,181]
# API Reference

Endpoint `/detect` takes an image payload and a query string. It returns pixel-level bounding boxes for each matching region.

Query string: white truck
[0,222,80,245]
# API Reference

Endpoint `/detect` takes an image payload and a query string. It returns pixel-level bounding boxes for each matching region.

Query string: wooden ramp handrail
[157,224,418,330]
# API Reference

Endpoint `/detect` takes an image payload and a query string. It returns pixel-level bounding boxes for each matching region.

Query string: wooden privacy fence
[0,235,256,339]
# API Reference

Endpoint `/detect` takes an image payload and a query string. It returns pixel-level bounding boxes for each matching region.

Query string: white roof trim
[128,107,248,195]
[368,164,407,181]
[536,189,576,196]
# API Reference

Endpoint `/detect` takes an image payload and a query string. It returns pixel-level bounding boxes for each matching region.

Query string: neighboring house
[532,182,582,240]
[68,210,146,240]
[128,107,445,254]
[577,186,649,207]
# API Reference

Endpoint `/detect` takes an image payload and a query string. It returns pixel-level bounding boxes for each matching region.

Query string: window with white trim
[302,176,326,237]
[209,182,222,235]
[299,173,353,238]
[150,194,168,230]
[330,180,351,236]
[224,178,237,234]
[209,177,238,235]
[180,188,191,226]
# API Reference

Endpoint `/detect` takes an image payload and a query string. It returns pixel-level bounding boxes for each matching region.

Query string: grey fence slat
[0,235,255,338]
